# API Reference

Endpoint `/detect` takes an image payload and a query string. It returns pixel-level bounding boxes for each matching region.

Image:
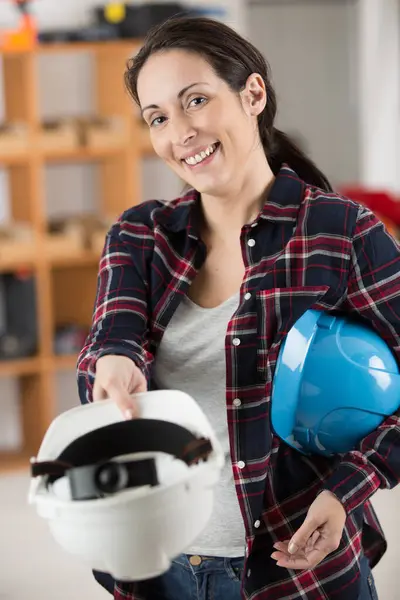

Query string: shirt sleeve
[76,216,154,404]
[323,206,400,514]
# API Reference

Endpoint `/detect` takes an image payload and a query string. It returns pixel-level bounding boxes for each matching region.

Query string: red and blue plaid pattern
[78,165,400,599]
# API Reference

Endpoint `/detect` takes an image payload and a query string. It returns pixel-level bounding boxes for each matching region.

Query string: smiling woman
[77,14,400,600]
[126,18,332,200]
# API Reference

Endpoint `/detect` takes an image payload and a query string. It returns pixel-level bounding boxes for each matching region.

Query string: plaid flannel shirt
[77,165,400,599]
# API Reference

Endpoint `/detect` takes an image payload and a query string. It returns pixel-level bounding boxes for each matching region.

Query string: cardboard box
[46,219,85,259]
[0,123,29,156]
[79,116,128,150]
[0,223,35,263]
[39,119,79,153]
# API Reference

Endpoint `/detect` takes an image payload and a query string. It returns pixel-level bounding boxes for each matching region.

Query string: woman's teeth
[184,143,218,166]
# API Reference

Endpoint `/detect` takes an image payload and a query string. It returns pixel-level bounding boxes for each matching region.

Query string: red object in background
[339,187,400,234]
[0,0,37,52]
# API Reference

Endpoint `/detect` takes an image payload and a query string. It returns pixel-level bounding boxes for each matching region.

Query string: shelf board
[0,357,41,377]
[50,251,100,268]
[36,39,142,55]
[43,146,126,163]
[53,354,79,371]
[0,450,31,473]
[0,258,37,273]
[0,153,30,166]
[0,40,142,58]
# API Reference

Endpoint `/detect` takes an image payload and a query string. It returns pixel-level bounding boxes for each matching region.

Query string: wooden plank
[0,357,40,377]
[52,265,98,329]
[3,52,38,124]
[0,451,31,473]
[19,372,56,458]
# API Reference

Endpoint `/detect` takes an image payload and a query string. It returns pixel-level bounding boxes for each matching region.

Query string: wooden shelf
[0,152,30,166]
[0,40,142,57]
[0,257,38,273]
[43,146,127,163]
[0,39,157,472]
[50,250,100,269]
[0,450,31,473]
[0,357,40,377]
[36,40,142,55]
[53,354,79,371]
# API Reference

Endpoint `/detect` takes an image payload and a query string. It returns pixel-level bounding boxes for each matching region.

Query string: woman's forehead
[137,50,220,104]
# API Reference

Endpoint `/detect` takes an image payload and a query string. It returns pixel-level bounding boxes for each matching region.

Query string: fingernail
[124,409,133,420]
[288,542,298,554]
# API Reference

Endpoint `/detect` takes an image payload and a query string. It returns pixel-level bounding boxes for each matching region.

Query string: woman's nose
[171,116,197,146]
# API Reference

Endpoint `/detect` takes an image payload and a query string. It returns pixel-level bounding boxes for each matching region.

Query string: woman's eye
[150,116,166,127]
[189,97,207,108]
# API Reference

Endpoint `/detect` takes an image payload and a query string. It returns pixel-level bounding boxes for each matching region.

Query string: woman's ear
[240,73,267,116]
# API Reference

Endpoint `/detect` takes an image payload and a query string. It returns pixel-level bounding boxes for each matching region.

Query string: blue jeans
[127,553,379,600]
[135,554,244,600]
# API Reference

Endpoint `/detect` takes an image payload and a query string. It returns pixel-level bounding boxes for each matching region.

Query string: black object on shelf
[0,271,38,360]
[94,3,193,38]
[38,24,120,44]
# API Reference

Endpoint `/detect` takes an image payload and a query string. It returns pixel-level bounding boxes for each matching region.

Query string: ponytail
[266,127,333,192]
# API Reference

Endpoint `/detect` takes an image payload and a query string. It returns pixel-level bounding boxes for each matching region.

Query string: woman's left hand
[271,490,346,570]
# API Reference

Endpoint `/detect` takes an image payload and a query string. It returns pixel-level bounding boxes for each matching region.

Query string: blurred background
[0,0,398,598]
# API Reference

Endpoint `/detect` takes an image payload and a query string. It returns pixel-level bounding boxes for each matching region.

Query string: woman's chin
[188,174,231,196]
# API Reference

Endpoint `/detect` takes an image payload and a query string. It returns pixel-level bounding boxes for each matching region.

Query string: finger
[312,532,342,555]
[288,516,322,554]
[275,548,326,570]
[134,377,147,394]
[272,545,307,562]
[92,379,106,402]
[271,550,289,562]
[273,541,290,552]
[306,530,321,552]
[107,384,139,419]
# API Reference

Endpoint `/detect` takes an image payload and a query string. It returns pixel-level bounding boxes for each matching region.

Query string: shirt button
[247,238,256,247]
[237,460,246,469]
[251,222,258,228]
[254,520,261,528]
[247,569,252,578]
[232,337,241,346]
[244,292,251,300]
[233,398,241,407]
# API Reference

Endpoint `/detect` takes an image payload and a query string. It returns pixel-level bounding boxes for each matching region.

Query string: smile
[183,143,220,166]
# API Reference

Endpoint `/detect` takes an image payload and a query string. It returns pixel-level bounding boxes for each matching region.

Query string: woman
[77,16,400,600]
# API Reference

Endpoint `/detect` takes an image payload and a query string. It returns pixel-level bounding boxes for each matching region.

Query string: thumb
[289,516,320,554]
[107,383,139,419]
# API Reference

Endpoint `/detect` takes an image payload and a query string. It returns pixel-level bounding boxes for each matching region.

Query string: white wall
[357,0,400,193]
[248,0,360,187]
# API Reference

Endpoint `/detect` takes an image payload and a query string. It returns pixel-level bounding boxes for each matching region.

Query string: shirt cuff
[322,453,381,515]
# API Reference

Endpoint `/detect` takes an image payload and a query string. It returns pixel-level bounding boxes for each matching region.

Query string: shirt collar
[155,164,305,234]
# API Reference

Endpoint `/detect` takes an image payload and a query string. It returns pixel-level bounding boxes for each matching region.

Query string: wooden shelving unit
[0,40,153,472]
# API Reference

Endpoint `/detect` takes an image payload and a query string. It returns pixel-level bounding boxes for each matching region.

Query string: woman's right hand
[92,354,147,419]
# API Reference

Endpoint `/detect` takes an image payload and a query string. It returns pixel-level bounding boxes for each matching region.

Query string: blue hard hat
[271,310,400,456]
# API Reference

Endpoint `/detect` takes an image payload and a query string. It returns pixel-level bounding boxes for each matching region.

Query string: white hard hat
[28,390,225,582]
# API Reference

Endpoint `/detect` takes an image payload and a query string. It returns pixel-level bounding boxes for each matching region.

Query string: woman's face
[137,49,267,197]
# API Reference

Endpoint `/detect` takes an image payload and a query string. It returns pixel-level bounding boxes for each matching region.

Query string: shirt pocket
[255,285,330,378]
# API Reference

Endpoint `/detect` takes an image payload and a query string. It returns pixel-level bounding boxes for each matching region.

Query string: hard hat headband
[31,418,213,496]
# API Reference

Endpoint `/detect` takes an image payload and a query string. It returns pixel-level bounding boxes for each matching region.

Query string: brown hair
[125,16,332,192]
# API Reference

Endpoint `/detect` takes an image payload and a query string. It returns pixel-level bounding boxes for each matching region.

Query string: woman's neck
[200,159,275,239]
